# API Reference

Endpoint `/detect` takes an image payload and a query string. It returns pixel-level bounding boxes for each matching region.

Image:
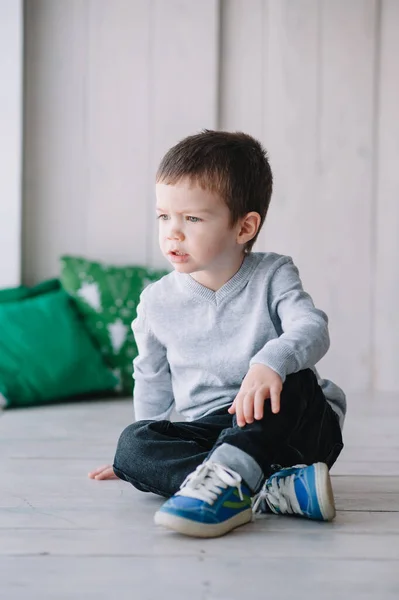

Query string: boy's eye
[156,214,202,223]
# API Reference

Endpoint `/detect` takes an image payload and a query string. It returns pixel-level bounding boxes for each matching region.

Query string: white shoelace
[176,462,244,505]
[252,469,303,515]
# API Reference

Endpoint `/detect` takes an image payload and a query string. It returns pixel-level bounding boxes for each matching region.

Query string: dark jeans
[113,369,343,498]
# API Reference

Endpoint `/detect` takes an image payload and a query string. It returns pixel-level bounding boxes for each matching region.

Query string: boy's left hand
[88,465,119,480]
[228,364,283,427]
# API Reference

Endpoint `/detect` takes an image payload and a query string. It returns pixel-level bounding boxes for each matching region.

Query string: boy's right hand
[88,465,119,480]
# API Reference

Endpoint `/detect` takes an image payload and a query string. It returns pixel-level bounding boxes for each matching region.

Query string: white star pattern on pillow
[108,319,129,354]
[77,282,102,311]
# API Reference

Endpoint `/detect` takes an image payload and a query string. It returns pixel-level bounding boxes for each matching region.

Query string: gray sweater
[132,252,346,429]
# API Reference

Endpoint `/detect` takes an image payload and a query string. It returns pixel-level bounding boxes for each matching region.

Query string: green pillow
[0,278,60,303]
[0,287,118,408]
[0,285,28,304]
[59,256,169,395]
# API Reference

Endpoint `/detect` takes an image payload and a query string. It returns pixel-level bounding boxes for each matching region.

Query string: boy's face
[156,178,244,275]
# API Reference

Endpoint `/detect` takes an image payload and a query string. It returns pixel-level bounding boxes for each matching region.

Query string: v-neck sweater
[131,252,346,429]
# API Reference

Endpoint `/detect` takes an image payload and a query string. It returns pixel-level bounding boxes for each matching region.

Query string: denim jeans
[113,369,344,497]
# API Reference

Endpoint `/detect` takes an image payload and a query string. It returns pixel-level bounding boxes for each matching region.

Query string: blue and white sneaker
[252,462,336,521]
[154,461,253,537]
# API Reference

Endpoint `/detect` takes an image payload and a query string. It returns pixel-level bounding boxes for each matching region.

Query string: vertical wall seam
[261,0,266,144]
[260,0,267,249]
[21,0,28,282]
[17,0,23,284]
[215,0,222,130]
[83,0,90,258]
[147,0,154,266]
[370,0,382,391]
[316,0,322,178]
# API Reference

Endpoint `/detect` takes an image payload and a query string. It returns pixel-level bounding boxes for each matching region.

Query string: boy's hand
[228,364,283,427]
[88,465,119,480]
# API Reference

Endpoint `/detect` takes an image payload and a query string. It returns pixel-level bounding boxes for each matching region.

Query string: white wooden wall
[22,0,399,394]
[0,0,23,287]
[23,0,218,273]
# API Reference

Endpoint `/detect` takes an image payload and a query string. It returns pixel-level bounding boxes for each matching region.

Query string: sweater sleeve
[131,293,175,421]
[249,258,330,381]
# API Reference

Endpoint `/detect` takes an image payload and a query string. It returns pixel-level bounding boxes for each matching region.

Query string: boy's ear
[237,212,261,244]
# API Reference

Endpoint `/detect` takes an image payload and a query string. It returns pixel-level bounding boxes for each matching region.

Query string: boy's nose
[168,229,184,241]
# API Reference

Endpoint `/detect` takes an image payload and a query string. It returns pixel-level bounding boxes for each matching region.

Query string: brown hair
[156,130,273,253]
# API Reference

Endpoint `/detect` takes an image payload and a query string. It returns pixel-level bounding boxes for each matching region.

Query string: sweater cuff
[249,341,297,382]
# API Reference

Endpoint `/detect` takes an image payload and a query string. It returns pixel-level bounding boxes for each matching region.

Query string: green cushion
[0,285,29,304]
[0,287,118,408]
[59,256,169,395]
[0,278,60,303]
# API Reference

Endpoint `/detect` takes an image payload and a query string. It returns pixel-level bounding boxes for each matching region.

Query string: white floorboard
[0,394,398,599]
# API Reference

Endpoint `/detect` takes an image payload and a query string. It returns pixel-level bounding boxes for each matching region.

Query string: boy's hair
[156,130,273,254]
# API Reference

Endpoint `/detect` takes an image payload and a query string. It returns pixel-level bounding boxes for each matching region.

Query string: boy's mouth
[169,250,189,256]
[168,251,190,263]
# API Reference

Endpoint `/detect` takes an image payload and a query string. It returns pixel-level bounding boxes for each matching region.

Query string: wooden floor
[1,394,398,599]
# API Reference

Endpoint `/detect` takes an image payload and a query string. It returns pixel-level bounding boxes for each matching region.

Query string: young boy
[89,130,346,538]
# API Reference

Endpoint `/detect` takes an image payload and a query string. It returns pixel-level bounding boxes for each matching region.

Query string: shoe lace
[252,471,301,515]
[252,486,268,514]
[177,462,244,506]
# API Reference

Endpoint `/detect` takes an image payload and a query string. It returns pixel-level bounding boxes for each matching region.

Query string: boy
[89,130,345,538]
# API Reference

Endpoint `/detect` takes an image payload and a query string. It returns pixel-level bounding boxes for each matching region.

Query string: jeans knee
[113,420,152,476]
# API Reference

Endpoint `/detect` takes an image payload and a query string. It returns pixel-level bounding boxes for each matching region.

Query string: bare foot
[88,465,119,480]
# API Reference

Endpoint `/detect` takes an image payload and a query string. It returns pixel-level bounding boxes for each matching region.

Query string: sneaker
[154,461,253,538]
[252,462,336,521]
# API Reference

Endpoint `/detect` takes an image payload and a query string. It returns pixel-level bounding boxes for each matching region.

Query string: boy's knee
[113,420,152,473]
[280,369,318,406]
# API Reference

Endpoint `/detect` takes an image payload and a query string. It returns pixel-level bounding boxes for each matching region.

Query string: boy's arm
[132,294,175,421]
[249,257,330,381]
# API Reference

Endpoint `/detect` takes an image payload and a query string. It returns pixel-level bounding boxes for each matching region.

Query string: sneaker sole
[154,508,253,538]
[314,462,336,521]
